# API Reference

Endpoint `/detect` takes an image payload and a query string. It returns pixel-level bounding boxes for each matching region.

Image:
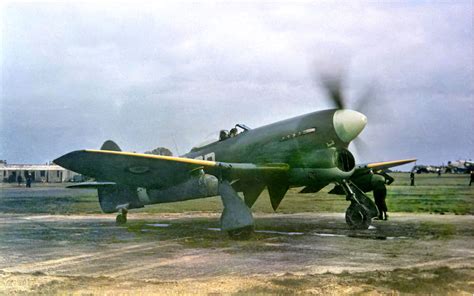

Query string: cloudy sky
[1,1,472,169]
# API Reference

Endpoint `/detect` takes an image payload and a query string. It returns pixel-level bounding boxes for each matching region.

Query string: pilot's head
[219,130,229,140]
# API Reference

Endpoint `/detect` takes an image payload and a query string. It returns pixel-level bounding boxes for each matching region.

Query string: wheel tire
[345,203,370,230]
[116,214,127,225]
[227,226,254,240]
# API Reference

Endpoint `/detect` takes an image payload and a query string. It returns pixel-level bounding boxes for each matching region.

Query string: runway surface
[1,211,473,294]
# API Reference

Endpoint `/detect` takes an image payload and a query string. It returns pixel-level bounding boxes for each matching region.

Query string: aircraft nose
[333,109,367,143]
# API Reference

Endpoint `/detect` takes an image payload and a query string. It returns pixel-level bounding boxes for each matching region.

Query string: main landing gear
[341,180,378,230]
[116,208,128,225]
[218,180,254,239]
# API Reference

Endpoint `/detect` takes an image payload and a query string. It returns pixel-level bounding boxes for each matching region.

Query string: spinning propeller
[318,71,390,209]
[318,71,381,160]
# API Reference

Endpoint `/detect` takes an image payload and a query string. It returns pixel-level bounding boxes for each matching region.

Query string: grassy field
[0,173,472,215]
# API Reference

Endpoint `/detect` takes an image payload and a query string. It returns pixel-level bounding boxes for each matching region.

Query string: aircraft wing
[54,149,289,189]
[354,158,417,175]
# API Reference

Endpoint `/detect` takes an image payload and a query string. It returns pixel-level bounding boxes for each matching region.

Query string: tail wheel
[116,213,127,225]
[345,203,370,230]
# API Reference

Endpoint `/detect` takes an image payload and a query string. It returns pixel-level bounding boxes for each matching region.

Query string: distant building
[0,162,79,183]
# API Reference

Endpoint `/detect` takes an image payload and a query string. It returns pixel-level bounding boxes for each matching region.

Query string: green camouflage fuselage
[185,109,355,187]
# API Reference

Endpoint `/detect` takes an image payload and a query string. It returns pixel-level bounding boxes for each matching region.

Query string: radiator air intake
[336,148,355,172]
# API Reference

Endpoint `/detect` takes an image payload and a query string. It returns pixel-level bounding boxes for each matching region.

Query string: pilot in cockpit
[219,130,229,141]
[220,125,247,141]
[229,127,238,138]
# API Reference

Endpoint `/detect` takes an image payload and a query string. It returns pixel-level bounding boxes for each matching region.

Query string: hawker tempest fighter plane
[54,77,415,237]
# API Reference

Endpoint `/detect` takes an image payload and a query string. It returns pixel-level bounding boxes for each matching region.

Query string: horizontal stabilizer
[67,181,116,189]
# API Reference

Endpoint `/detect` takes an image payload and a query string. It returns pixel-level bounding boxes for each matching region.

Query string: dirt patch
[0,213,473,295]
[2,266,473,295]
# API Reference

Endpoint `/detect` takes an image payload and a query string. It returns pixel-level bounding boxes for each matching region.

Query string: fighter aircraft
[54,76,416,237]
[446,160,474,174]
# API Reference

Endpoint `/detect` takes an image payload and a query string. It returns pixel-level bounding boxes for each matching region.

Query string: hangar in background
[0,161,79,183]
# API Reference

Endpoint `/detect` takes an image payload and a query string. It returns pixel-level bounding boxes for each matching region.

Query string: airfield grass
[1,174,473,295]
[0,173,472,215]
[142,173,474,215]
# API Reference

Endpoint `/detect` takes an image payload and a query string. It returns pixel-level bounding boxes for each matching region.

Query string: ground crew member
[374,186,388,220]
[410,171,415,186]
[26,174,32,188]
[470,171,474,186]
[17,175,23,186]
[373,171,391,221]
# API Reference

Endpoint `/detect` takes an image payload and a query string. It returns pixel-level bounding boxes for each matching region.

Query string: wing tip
[366,158,417,169]
[53,150,87,169]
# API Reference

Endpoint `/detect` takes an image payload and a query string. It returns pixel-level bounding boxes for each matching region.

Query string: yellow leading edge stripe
[84,150,414,171]
[85,149,218,167]
[366,158,417,169]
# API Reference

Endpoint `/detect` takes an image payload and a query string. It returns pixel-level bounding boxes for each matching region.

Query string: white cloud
[1,1,472,165]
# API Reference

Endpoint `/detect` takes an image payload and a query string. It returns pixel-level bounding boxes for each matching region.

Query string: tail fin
[101,140,121,151]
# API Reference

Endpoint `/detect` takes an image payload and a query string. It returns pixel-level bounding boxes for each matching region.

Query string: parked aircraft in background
[446,160,474,174]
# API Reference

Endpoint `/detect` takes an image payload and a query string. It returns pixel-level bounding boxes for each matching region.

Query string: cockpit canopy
[219,124,251,141]
[191,124,251,151]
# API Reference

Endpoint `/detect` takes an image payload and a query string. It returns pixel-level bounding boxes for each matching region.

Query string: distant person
[8,174,16,183]
[26,174,32,188]
[437,169,441,177]
[470,171,474,186]
[17,175,23,186]
[410,171,415,186]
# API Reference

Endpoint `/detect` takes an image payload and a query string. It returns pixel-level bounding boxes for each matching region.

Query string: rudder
[101,140,121,151]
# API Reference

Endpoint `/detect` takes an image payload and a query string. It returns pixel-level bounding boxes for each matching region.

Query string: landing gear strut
[218,180,254,239]
[341,180,378,230]
[116,208,128,225]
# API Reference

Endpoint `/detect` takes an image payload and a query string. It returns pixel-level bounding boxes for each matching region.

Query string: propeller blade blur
[353,83,377,113]
[319,73,346,110]
[351,137,371,162]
